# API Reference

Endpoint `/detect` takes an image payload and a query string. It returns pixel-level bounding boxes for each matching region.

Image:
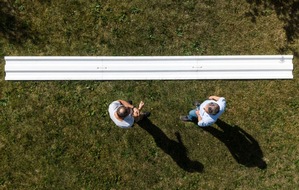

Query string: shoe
[180,116,191,122]
[143,112,151,118]
[193,101,201,106]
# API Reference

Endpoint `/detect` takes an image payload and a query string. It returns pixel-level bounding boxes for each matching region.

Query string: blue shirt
[198,97,226,127]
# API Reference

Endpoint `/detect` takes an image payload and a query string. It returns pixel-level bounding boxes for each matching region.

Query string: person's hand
[138,101,144,110]
[196,110,202,121]
[132,107,140,117]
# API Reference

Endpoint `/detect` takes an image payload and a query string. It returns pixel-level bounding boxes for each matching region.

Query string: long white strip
[4,55,293,80]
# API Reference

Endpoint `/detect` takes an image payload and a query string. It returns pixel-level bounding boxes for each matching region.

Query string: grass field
[1,0,299,189]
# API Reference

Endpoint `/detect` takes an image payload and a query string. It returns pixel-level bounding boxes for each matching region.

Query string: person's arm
[138,101,144,110]
[118,100,134,108]
[196,110,202,122]
[133,101,145,117]
[196,110,215,127]
[132,101,145,117]
[118,100,144,117]
[208,96,221,101]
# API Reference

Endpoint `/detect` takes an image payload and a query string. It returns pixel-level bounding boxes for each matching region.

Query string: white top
[108,101,134,128]
[198,97,226,127]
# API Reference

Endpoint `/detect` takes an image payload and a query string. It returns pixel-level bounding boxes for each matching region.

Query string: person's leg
[188,109,198,121]
[181,105,200,122]
[134,115,143,122]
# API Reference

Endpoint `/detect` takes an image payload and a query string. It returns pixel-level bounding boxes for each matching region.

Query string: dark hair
[117,106,129,118]
[208,102,220,115]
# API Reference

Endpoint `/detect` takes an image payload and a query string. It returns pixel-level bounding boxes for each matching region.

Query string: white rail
[4,55,293,80]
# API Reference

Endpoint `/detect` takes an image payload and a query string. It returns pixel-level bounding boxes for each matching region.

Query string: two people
[108,96,226,128]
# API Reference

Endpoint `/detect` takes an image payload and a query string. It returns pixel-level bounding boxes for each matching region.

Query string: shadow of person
[202,119,267,169]
[137,118,204,173]
[245,0,299,43]
[0,1,40,45]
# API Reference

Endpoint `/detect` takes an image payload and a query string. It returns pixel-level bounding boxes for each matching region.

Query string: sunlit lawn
[0,0,299,189]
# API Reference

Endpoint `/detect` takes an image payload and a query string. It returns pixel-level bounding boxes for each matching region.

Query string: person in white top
[180,96,226,127]
[108,100,150,128]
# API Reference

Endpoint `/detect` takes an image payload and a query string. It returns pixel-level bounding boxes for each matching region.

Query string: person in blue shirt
[180,96,226,127]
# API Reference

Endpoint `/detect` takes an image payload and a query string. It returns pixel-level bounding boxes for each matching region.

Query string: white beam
[4,55,293,80]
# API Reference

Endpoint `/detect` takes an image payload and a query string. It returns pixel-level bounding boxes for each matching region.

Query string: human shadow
[245,0,299,43]
[138,118,204,173]
[0,1,40,45]
[202,119,267,169]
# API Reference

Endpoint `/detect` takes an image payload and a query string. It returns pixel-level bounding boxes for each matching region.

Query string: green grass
[1,0,299,189]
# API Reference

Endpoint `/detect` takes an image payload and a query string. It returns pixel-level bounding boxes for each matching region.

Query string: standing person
[108,100,150,128]
[180,96,226,127]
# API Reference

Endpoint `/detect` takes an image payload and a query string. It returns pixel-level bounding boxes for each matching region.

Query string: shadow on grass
[202,119,267,169]
[0,1,40,45]
[245,0,299,43]
[138,118,204,173]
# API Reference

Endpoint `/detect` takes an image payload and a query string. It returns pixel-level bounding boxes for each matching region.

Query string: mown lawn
[0,0,299,189]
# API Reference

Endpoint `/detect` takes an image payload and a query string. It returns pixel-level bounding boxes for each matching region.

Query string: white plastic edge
[4,55,293,80]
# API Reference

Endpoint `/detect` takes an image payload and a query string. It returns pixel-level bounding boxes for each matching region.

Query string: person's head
[116,106,131,118]
[206,102,220,115]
